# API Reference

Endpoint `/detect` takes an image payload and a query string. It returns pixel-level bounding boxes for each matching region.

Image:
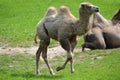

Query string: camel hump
[59,5,76,20]
[111,9,120,25]
[45,7,57,17]
[60,6,69,12]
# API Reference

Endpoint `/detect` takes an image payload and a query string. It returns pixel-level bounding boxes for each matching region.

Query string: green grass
[0,48,120,80]
[0,0,120,47]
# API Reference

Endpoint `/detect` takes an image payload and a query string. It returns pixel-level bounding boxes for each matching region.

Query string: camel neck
[79,14,91,32]
[77,14,90,35]
[75,13,91,36]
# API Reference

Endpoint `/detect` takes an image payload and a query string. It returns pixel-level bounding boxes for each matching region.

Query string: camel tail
[34,34,38,44]
[43,23,49,36]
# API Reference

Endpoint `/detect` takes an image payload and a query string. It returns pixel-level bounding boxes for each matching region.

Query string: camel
[35,2,99,75]
[82,9,120,51]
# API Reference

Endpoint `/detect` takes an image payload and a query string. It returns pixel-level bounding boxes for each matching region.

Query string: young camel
[82,9,120,51]
[35,2,99,75]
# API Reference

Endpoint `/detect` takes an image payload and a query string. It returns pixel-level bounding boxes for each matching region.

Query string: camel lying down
[82,9,120,51]
[35,2,99,75]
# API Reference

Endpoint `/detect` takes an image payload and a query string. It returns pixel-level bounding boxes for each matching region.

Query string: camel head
[75,2,99,36]
[79,2,99,16]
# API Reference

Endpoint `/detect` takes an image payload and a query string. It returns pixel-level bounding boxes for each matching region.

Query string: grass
[0,0,120,47]
[0,48,120,80]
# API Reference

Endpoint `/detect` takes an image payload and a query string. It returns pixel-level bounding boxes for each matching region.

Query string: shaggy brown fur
[35,2,99,75]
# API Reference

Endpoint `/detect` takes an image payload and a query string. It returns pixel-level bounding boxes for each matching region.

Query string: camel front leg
[82,42,97,50]
[56,51,74,73]
[82,41,106,50]
[81,43,86,51]
[69,35,77,52]
[69,36,77,73]
[56,38,74,73]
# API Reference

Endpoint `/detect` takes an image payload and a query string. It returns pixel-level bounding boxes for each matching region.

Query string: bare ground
[0,45,85,59]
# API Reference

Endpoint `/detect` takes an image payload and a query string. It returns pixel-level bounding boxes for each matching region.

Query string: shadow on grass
[11,72,63,79]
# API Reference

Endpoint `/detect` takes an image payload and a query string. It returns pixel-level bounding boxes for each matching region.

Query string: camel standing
[82,9,120,51]
[35,2,99,75]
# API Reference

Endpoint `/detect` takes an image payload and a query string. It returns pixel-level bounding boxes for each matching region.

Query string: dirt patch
[0,46,85,59]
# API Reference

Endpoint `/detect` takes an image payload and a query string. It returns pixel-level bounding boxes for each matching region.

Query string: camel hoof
[56,66,64,71]
[81,44,85,52]
[71,69,75,73]
[50,72,55,76]
[36,71,41,75]
[50,69,55,76]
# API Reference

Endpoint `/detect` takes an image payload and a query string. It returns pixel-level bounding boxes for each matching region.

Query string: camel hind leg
[41,39,55,75]
[36,44,42,75]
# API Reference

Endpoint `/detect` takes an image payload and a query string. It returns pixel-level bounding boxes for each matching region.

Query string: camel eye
[87,6,91,8]
[81,4,85,8]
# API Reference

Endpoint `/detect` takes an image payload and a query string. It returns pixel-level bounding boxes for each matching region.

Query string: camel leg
[82,42,106,50]
[56,38,74,73]
[69,36,77,73]
[69,35,77,52]
[41,40,55,76]
[81,43,86,51]
[56,51,73,72]
[82,42,97,50]
[36,45,42,75]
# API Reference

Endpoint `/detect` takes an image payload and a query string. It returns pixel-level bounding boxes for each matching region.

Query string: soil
[0,45,85,59]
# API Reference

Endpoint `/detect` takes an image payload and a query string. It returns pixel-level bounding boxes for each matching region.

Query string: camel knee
[36,45,42,62]
[42,53,47,60]
[59,38,71,52]
[99,44,106,49]
[67,52,74,61]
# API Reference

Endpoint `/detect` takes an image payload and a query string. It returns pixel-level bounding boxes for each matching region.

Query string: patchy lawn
[0,48,120,80]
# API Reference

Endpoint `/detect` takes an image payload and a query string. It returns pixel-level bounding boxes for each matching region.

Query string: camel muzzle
[95,8,99,12]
